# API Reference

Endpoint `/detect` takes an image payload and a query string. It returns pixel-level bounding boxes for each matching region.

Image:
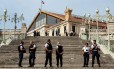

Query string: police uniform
[56,45,63,67]
[18,44,26,67]
[29,44,36,67]
[44,43,53,67]
[91,44,101,67]
[82,46,90,67]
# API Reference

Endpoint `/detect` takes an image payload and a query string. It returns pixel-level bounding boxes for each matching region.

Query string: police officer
[82,43,90,67]
[28,41,36,67]
[91,40,101,67]
[44,39,53,67]
[56,42,63,67]
[18,41,26,67]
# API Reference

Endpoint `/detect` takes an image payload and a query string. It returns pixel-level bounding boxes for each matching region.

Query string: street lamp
[0,16,2,26]
[11,12,19,39]
[19,13,24,23]
[0,16,2,21]
[11,13,24,39]
[95,9,100,43]
[2,9,10,43]
[105,7,111,50]
[3,9,7,43]
[88,13,91,39]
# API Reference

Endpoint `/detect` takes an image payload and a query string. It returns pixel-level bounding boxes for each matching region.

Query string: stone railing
[90,29,107,34]
[90,29,107,32]
[0,29,21,34]
[90,34,114,51]
[0,33,26,46]
[0,37,12,46]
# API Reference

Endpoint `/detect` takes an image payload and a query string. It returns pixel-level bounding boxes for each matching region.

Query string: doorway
[72,26,75,32]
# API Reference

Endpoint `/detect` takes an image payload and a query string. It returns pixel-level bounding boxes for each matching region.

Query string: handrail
[0,33,26,46]
[90,29,107,32]
[90,34,114,51]
[0,29,21,32]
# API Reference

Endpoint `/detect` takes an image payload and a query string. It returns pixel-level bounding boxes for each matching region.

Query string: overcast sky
[0,0,114,29]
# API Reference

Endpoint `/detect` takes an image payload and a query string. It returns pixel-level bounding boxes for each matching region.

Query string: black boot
[99,64,101,67]
[82,65,85,67]
[86,65,88,67]
[92,64,94,67]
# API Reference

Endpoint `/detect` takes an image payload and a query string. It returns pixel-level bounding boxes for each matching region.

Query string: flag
[41,0,45,4]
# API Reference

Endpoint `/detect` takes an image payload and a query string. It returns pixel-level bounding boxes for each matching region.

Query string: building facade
[27,8,107,36]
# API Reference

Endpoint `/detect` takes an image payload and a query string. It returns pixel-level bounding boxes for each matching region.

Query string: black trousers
[29,52,35,66]
[92,52,100,65]
[83,53,89,66]
[45,53,52,66]
[56,54,63,66]
[19,52,23,66]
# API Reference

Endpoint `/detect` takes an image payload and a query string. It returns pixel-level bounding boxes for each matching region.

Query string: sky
[0,0,114,29]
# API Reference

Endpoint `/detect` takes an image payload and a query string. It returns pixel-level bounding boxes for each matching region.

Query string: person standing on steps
[28,41,37,67]
[81,43,90,67]
[18,41,26,67]
[33,30,36,37]
[91,40,101,67]
[36,31,39,36]
[56,42,64,67]
[44,39,53,67]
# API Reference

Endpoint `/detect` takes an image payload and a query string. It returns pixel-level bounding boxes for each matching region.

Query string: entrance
[52,29,54,36]
[72,26,75,32]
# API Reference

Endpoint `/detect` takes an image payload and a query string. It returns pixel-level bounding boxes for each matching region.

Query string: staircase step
[0,36,114,68]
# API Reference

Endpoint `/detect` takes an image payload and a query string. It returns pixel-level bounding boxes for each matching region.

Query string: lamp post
[19,13,25,38]
[106,7,111,50]
[0,16,2,21]
[2,9,10,43]
[19,13,24,23]
[3,9,7,43]
[0,16,2,39]
[11,13,24,39]
[0,16,2,27]
[95,9,100,43]
[88,13,91,40]
[11,12,19,39]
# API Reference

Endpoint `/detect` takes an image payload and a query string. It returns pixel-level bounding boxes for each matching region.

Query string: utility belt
[84,52,89,54]
[92,50,99,54]
[29,51,35,53]
[46,50,52,53]
[92,50,98,51]
[19,51,24,53]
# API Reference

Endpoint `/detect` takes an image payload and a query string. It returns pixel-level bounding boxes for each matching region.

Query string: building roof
[27,10,107,32]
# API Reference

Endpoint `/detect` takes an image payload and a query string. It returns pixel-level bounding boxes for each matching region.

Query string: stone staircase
[0,36,114,69]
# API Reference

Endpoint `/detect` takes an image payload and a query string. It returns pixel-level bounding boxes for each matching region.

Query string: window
[36,18,45,28]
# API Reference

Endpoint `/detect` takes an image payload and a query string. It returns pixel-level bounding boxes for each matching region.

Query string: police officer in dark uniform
[56,42,63,67]
[18,41,26,67]
[44,39,53,67]
[28,41,36,67]
[82,43,90,67]
[91,40,101,67]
